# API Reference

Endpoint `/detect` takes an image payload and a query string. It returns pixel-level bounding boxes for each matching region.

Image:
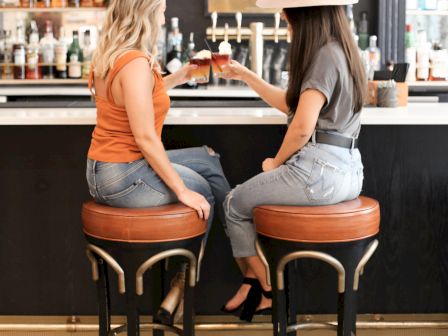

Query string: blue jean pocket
[305,158,346,202]
[101,179,166,208]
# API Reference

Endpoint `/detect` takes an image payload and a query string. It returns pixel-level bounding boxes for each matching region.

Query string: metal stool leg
[125,265,141,336]
[287,261,298,336]
[152,262,165,336]
[96,258,111,336]
[183,262,195,336]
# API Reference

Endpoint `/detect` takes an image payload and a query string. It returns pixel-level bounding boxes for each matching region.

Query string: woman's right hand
[221,60,251,81]
[177,188,211,220]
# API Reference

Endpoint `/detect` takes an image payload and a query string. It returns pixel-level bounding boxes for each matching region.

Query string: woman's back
[88,50,170,163]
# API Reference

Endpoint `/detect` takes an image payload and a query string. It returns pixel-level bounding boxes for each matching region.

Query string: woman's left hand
[262,158,278,172]
[175,63,198,85]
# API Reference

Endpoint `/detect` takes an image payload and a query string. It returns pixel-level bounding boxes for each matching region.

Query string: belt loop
[91,160,101,201]
[350,136,356,154]
[311,130,317,145]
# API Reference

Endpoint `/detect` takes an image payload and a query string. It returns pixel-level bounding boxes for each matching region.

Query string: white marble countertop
[0,103,447,125]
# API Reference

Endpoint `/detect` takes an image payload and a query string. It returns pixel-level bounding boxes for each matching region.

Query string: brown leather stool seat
[254,196,380,243]
[82,201,206,243]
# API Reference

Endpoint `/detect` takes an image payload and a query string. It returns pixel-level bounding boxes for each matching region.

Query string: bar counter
[0,103,447,125]
[0,89,447,318]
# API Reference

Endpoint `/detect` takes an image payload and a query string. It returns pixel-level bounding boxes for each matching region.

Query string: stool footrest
[287,322,338,333]
[110,322,183,336]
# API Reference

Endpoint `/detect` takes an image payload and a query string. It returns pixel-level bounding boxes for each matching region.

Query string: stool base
[85,235,204,336]
[257,236,378,336]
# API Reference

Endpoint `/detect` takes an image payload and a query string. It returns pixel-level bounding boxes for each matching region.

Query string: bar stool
[81,201,206,336]
[254,196,380,336]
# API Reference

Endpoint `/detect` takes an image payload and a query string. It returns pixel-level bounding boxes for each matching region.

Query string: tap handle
[224,23,229,43]
[286,28,291,43]
[274,12,280,43]
[211,11,218,42]
[235,12,242,43]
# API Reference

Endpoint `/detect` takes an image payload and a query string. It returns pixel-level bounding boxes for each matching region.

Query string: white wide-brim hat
[256,0,358,8]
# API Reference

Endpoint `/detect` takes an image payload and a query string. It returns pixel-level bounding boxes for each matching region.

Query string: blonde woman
[85,0,231,322]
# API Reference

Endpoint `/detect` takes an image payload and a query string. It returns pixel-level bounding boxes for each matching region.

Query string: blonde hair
[92,0,163,79]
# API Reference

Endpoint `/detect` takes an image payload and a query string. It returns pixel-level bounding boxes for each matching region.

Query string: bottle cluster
[1,0,107,8]
[0,20,95,80]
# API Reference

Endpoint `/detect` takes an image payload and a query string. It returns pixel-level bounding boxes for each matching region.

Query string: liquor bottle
[36,0,51,7]
[358,12,369,51]
[21,0,35,7]
[181,32,195,64]
[82,29,94,79]
[69,0,79,6]
[368,35,381,72]
[0,31,5,79]
[13,22,26,80]
[67,30,83,79]
[3,30,13,79]
[416,30,430,81]
[80,0,93,6]
[346,5,357,36]
[430,42,448,81]
[165,17,183,74]
[405,24,417,82]
[26,20,41,79]
[181,32,197,88]
[156,26,166,70]
[40,20,57,79]
[51,0,66,7]
[55,27,69,79]
[2,0,20,7]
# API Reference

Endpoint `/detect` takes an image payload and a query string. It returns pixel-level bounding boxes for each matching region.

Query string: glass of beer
[189,50,211,84]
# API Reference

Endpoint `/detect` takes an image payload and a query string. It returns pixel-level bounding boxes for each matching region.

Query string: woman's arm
[262,89,326,171]
[223,60,289,114]
[163,64,197,90]
[119,59,210,219]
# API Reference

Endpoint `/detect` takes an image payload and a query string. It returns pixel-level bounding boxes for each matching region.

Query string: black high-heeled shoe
[221,277,261,315]
[239,282,262,322]
[255,288,272,315]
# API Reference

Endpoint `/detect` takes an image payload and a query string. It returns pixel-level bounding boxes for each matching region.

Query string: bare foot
[223,283,251,311]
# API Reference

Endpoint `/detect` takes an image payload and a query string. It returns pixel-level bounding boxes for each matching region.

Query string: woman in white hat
[221,0,366,322]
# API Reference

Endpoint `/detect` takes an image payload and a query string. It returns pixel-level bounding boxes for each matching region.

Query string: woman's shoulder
[313,42,345,72]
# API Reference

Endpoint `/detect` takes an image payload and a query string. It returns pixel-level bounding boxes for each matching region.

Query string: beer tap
[235,12,242,43]
[274,12,280,43]
[206,12,290,77]
[211,11,218,42]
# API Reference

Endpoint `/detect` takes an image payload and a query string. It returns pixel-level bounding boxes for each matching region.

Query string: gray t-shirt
[299,41,360,138]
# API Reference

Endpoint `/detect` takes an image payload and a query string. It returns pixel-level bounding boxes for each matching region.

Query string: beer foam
[219,41,232,55]
[194,50,212,59]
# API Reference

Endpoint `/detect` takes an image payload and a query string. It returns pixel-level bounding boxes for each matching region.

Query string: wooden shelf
[406,9,448,16]
[408,81,448,87]
[0,7,106,13]
[0,79,87,85]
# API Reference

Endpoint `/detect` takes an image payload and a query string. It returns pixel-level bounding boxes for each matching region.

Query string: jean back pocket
[305,158,346,203]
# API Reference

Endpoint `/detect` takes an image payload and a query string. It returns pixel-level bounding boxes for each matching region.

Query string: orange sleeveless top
[87,50,171,163]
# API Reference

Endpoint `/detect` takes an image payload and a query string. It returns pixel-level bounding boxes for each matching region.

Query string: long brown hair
[284,6,366,113]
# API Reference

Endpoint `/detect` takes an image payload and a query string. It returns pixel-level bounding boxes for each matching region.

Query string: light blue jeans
[223,141,364,258]
[86,146,231,238]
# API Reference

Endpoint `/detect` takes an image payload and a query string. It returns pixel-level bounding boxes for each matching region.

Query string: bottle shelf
[0,79,87,85]
[406,9,448,16]
[0,7,106,13]
[408,81,448,87]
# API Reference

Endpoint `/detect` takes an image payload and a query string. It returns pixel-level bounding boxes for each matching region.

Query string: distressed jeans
[86,146,232,240]
[223,142,364,258]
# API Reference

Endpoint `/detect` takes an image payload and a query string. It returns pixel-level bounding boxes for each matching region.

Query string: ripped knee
[205,145,216,156]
